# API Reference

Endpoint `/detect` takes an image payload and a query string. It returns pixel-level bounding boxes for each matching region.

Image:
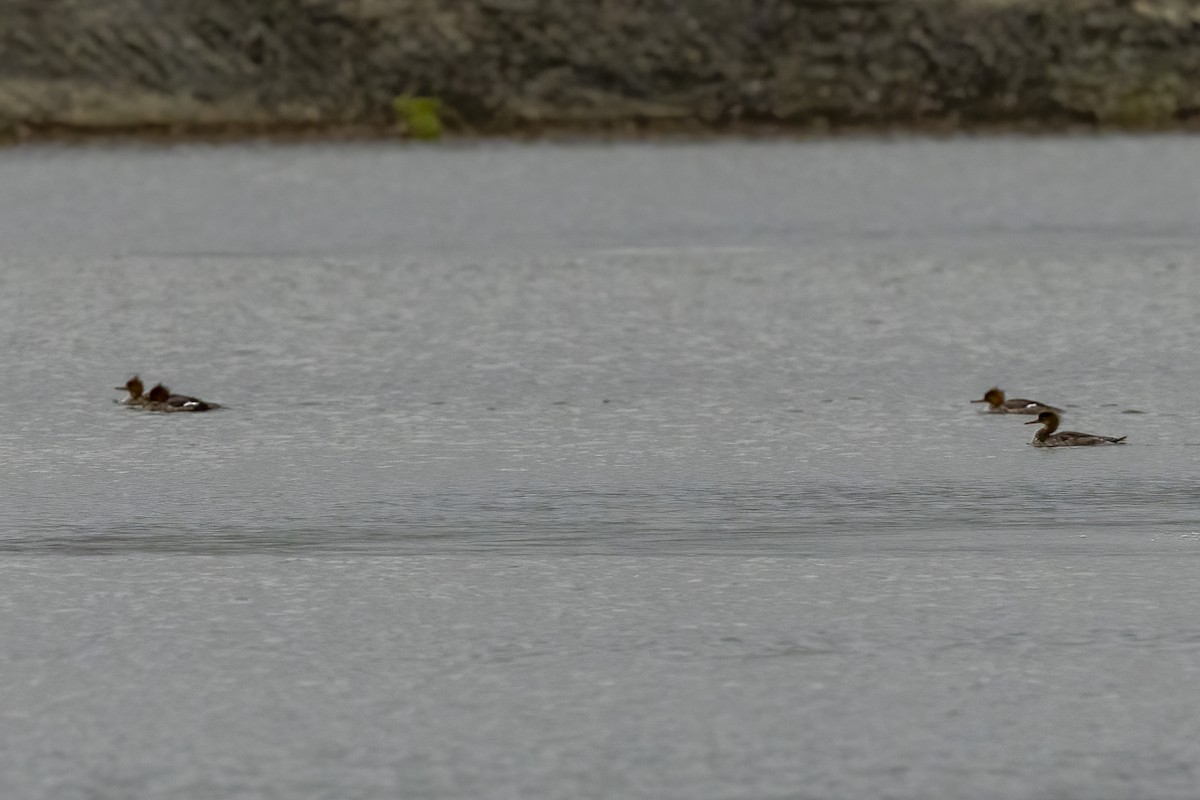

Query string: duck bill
[1024,418,1041,424]
[970,398,986,403]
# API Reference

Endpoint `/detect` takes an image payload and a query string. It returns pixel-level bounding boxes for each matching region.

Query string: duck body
[169,395,219,412]
[146,383,220,412]
[116,377,220,412]
[972,387,1060,415]
[1026,411,1125,447]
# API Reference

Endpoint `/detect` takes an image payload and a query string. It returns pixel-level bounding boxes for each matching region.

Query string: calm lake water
[2,137,1200,798]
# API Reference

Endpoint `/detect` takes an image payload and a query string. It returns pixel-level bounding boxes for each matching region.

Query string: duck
[1025,410,1125,447]
[971,387,1060,415]
[145,383,220,412]
[115,375,153,406]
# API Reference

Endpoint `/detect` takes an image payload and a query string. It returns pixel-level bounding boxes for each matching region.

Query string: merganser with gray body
[972,387,1060,415]
[1026,411,1125,447]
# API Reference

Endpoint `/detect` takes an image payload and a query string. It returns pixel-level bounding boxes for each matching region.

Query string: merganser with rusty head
[972,387,1060,415]
[145,383,220,412]
[115,375,152,406]
[1025,411,1125,447]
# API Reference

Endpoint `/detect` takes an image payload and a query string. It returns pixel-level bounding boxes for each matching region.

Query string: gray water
[2,137,1200,798]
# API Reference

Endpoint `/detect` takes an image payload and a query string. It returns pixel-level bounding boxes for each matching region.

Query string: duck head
[146,383,171,403]
[971,387,1005,407]
[1025,410,1060,432]
[116,375,144,399]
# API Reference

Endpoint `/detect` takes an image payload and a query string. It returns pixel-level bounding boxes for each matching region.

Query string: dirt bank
[2,0,1198,140]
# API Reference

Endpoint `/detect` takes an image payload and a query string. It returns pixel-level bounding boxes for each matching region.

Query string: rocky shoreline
[2,0,1198,142]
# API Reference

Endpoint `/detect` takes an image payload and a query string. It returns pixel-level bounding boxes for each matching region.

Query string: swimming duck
[1026,411,1125,447]
[146,383,220,412]
[115,375,152,406]
[972,387,1060,415]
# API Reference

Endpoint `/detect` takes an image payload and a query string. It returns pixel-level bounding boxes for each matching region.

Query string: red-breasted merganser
[145,383,220,412]
[972,387,1060,415]
[1025,411,1125,447]
[115,376,152,406]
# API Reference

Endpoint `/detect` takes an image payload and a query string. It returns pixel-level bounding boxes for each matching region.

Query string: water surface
[2,137,1200,799]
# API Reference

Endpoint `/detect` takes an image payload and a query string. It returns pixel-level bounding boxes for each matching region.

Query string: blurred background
[2,0,1198,142]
